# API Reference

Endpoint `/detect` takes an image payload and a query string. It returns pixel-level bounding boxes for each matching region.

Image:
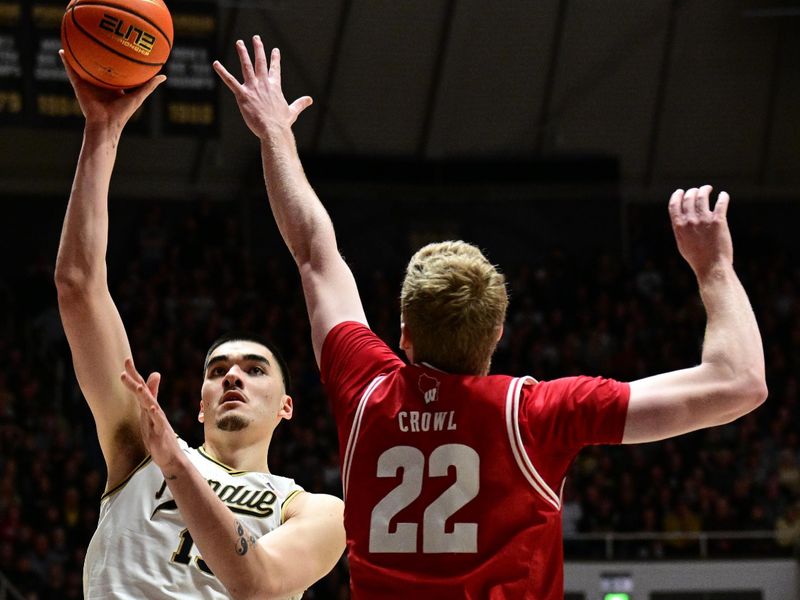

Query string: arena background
[1,1,799,598]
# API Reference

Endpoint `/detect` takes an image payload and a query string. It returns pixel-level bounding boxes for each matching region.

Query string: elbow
[54,271,89,306]
[738,364,768,411]
[54,269,86,304]
[719,372,768,422]
[54,265,104,304]
[747,376,768,410]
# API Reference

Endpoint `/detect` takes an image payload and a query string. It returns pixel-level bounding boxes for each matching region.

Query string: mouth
[220,390,247,406]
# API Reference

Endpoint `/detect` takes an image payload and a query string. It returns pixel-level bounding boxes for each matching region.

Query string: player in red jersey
[215,38,768,599]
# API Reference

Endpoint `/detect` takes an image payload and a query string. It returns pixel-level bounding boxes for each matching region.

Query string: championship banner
[0,1,24,124]
[160,0,218,136]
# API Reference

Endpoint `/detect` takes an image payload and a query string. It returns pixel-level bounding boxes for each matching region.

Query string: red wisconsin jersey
[321,322,629,600]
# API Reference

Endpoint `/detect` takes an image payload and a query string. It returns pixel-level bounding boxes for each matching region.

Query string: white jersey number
[369,443,479,554]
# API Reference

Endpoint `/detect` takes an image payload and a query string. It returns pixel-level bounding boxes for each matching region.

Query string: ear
[198,400,205,424]
[400,322,414,363]
[278,395,293,421]
[496,324,504,342]
[399,322,411,351]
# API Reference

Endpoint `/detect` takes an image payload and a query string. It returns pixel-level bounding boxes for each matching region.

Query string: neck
[202,430,273,473]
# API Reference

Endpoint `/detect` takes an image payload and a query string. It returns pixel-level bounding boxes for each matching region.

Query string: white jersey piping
[505,376,561,510]
[342,375,387,497]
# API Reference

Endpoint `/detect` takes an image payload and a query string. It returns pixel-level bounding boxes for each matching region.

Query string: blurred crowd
[0,198,798,597]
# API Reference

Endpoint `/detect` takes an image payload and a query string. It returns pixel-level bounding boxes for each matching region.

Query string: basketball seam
[73,0,173,50]
[67,5,167,69]
[63,16,128,89]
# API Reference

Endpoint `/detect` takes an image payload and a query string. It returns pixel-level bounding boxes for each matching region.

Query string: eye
[248,366,265,376]
[210,366,226,377]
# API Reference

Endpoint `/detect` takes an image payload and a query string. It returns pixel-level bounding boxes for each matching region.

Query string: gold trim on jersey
[280,489,304,524]
[198,445,249,476]
[101,455,153,501]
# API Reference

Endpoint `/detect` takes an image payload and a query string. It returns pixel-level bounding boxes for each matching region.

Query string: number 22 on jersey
[369,443,479,554]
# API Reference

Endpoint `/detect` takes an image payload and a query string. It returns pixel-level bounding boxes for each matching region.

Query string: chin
[216,414,251,432]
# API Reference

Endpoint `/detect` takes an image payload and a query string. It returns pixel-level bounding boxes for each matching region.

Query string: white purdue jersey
[84,439,304,599]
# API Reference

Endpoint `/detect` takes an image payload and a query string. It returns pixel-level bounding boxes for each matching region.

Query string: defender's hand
[668,185,733,279]
[59,50,165,129]
[120,358,182,472]
[213,37,312,139]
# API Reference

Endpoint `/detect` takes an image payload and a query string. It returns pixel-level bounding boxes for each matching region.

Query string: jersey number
[369,443,479,554]
[171,529,214,575]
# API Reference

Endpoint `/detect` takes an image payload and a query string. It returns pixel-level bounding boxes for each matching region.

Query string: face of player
[199,340,292,435]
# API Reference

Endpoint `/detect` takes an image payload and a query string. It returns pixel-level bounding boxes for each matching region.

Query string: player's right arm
[54,51,165,489]
[214,38,367,366]
[623,186,768,443]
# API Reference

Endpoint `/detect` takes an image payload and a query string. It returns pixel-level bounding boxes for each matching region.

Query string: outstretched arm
[623,186,767,443]
[214,38,367,365]
[54,51,166,488]
[121,360,345,600]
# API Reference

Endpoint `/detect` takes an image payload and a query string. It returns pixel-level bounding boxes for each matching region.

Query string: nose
[222,367,243,390]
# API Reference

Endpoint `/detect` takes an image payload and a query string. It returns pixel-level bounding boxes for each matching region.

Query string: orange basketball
[61,0,173,90]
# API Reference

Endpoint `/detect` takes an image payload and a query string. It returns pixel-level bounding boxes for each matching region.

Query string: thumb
[289,95,313,117]
[146,372,161,400]
[133,74,167,102]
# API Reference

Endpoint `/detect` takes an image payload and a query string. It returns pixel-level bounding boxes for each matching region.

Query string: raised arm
[214,38,367,365]
[54,51,165,488]
[622,186,767,444]
[121,360,345,600]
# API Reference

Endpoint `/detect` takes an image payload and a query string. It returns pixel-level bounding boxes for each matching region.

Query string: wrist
[695,261,734,285]
[159,447,191,480]
[257,122,294,145]
[83,120,123,143]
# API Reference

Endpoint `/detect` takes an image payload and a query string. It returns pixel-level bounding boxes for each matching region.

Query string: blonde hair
[400,241,508,375]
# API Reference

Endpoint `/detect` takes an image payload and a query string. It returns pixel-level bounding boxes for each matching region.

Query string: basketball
[61,0,173,90]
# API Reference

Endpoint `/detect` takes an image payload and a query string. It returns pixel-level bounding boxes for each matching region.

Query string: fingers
[668,188,684,221]
[120,358,158,409]
[682,187,699,220]
[213,60,241,94]
[146,372,161,399]
[58,50,75,81]
[696,184,712,214]
[252,35,268,78]
[671,185,720,221]
[236,39,256,83]
[714,191,730,217]
[58,49,83,92]
[269,47,281,83]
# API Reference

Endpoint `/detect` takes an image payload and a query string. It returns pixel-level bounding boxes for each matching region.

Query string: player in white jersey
[55,52,345,598]
[84,439,303,599]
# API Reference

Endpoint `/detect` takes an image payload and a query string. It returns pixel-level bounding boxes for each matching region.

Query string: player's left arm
[120,359,345,600]
[622,187,767,444]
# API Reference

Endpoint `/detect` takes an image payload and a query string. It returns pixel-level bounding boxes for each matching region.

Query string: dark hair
[204,332,292,395]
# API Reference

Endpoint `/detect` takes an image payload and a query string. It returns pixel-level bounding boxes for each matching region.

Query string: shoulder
[321,321,393,361]
[282,491,343,521]
[320,321,404,389]
[266,473,304,498]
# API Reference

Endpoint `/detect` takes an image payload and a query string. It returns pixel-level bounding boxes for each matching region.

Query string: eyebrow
[205,354,271,371]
